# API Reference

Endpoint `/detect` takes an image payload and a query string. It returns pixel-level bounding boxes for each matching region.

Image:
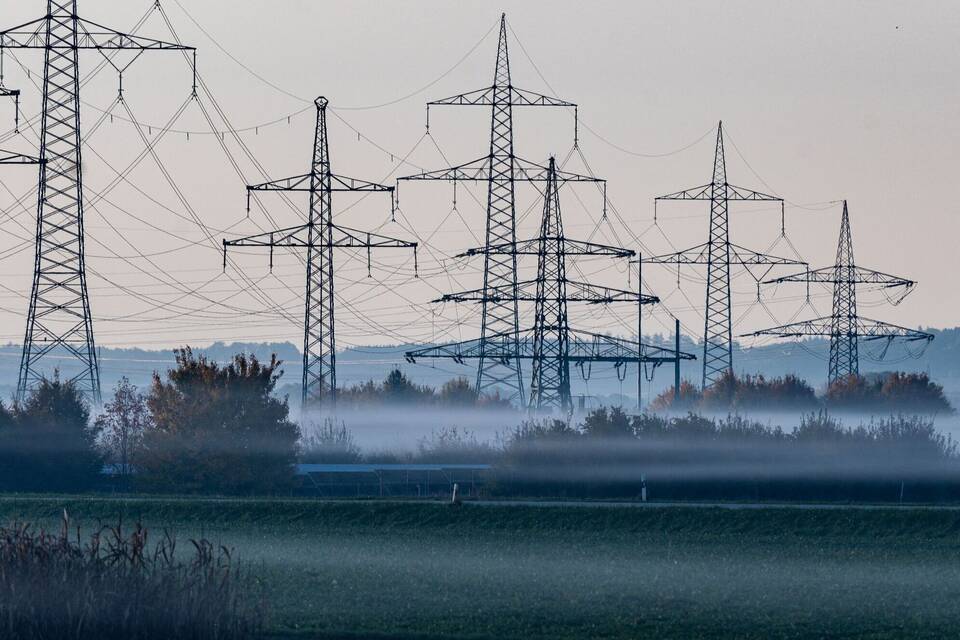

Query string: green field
[2,495,960,639]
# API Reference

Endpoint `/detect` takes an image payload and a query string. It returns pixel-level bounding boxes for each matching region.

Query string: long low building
[295,463,492,498]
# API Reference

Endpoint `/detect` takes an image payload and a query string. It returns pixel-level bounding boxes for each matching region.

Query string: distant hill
[0,327,955,409]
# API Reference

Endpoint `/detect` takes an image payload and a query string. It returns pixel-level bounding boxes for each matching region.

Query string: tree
[381,369,434,404]
[437,377,478,406]
[0,374,101,492]
[95,377,150,490]
[649,380,702,411]
[139,348,300,495]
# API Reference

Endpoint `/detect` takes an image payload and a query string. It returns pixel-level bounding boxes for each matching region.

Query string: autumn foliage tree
[826,372,954,413]
[139,348,300,494]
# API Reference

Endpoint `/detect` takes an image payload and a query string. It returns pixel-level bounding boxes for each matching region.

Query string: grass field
[2,495,960,639]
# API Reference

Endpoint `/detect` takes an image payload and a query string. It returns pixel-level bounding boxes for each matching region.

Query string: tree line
[650,370,954,414]
[0,349,956,500]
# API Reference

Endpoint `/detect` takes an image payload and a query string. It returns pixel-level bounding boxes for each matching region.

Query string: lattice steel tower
[0,1,196,403]
[746,201,933,385]
[224,97,417,410]
[405,158,692,413]
[643,122,804,389]
[399,14,579,404]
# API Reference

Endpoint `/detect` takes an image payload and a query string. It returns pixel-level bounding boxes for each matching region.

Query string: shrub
[0,514,263,639]
[300,419,362,464]
[581,406,634,438]
[416,426,498,463]
[139,348,300,495]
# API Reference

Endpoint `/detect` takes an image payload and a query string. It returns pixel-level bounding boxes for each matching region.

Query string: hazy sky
[0,0,955,358]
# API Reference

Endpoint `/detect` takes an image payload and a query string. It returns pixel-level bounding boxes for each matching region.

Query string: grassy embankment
[2,495,960,639]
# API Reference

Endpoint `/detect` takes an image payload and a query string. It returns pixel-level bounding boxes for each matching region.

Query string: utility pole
[1,0,196,404]
[745,201,933,385]
[405,158,692,413]
[224,97,417,410]
[398,14,581,404]
[640,122,805,390]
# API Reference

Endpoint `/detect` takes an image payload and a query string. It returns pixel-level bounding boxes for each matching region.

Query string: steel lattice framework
[406,158,693,413]
[224,97,417,410]
[398,14,585,405]
[0,0,196,404]
[745,201,933,385]
[641,122,805,390]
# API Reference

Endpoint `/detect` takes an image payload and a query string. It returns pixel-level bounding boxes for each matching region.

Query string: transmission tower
[0,0,196,404]
[745,200,933,386]
[398,14,582,404]
[224,97,417,410]
[406,158,693,413]
[641,122,805,390]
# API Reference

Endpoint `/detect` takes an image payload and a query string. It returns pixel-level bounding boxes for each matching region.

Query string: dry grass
[0,510,264,640]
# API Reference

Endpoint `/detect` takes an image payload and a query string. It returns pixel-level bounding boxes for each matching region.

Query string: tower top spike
[494,13,511,87]
[712,121,727,186]
[315,96,328,108]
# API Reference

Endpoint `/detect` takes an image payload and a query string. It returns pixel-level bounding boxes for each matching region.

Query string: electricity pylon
[0,0,196,404]
[398,14,582,404]
[745,201,933,386]
[224,97,417,410]
[406,158,693,413]
[641,122,805,390]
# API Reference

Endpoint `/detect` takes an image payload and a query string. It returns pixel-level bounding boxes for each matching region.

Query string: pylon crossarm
[855,318,934,342]
[398,156,489,182]
[725,183,782,201]
[76,18,195,50]
[404,328,694,364]
[727,243,806,266]
[743,316,834,338]
[509,86,576,108]
[564,280,658,305]
[459,237,632,258]
[566,329,696,363]
[398,156,602,185]
[744,316,933,342]
[427,86,496,107]
[436,279,655,304]
[225,225,309,247]
[656,184,713,200]
[330,225,416,249]
[639,242,804,266]
[224,224,415,249]
[0,18,194,51]
[638,242,711,264]
[0,149,40,164]
[763,265,914,288]
[249,173,392,192]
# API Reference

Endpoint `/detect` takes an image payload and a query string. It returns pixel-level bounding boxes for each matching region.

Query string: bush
[416,426,498,463]
[0,514,263,639]
[0,375,101,493]
[139,348,300,494]
[300,419,362,464]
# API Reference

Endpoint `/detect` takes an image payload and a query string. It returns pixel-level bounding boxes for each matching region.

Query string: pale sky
[0,0,955,355]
